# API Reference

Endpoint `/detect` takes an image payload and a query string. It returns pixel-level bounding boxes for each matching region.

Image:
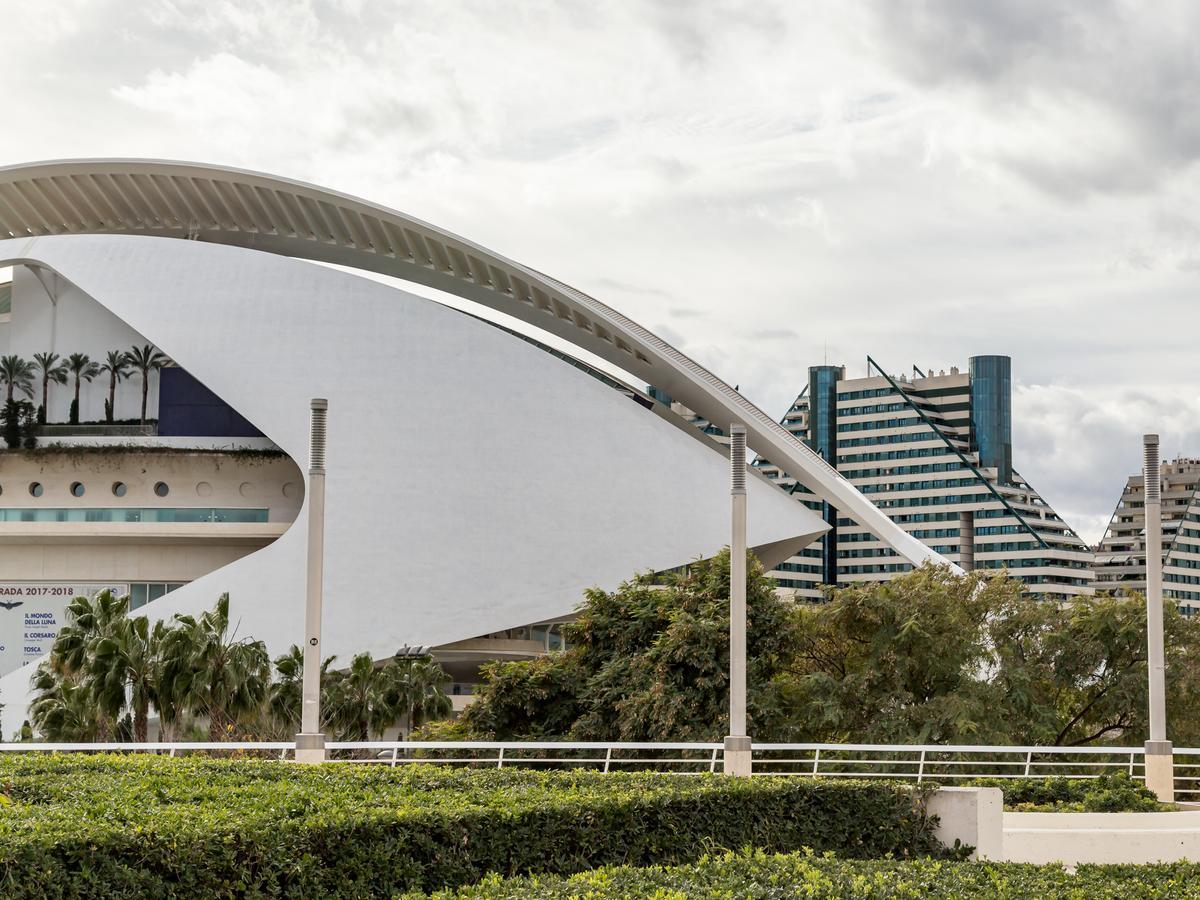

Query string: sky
[1,0,1198,543]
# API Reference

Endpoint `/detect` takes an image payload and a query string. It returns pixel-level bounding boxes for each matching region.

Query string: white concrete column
[296,398,328,764]
[1142,433,1173,801]
[724,424,751,777]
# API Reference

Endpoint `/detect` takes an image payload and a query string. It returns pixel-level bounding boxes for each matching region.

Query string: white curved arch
[0,159,947,569]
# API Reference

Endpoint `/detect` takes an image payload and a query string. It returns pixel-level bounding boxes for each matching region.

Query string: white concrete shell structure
[0,160,948,731]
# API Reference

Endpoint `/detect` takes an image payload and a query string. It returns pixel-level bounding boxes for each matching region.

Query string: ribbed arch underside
[0,158,949,570]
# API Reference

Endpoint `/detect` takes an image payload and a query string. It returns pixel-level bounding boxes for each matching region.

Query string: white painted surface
[0,234,826,735]
[926,787,1004,860]
[1005,810,1200,864]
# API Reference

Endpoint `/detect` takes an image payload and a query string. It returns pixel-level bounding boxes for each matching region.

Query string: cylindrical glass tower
[807,365,845,586]
[969,355,1012,485]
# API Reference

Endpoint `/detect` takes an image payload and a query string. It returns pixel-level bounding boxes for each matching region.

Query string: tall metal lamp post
[1142,433,1173,800]
[296,398,329,764]
[724,424,752,776]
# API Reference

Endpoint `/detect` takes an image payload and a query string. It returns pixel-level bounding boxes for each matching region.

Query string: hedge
[969,772,1165,811]
[414,848,1200,898]
[0,756,940,896]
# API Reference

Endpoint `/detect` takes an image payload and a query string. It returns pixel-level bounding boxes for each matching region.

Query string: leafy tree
[1,398,36,449]
[0,354,35,403]
[462,549,800,741]
[779,565,1003,744]
[98,350,131,423]
[32,352,67,424]
[161,593,270,740]
[65,353,100,425]
[123,344,169,428]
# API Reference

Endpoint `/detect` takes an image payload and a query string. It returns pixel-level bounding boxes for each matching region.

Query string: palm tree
[163,593,270,740]
[92,615,163,742]
[98,350,132,423]
[385,655,452,737]
[32,352,67,424]
[65,353,100,425]
[123,344,170,429]
[268,644,339,735]
[29,665,100,741]
[0,354,35,403]
[48,590,130,740]
[325,653,403,742]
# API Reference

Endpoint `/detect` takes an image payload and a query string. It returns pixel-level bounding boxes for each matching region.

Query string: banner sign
[0,583,129,677]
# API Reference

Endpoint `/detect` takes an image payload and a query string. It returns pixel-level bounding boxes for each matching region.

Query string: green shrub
[0,757,941,897]
[413,848,1200,898]
[970,771,1165,811]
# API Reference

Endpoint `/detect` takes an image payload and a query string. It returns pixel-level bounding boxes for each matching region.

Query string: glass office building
[753,356,1093,600]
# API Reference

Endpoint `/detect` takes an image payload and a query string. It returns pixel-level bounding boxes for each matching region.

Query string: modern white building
[747,358,1094,599]
[0,159,950,732]
[1093,456,1200,614]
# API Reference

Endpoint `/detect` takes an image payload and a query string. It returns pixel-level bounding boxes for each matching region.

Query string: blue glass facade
[969,355,1012,485]
[807,366,844,585]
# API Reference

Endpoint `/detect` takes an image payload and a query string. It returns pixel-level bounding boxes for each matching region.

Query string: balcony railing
[0,507,269,523]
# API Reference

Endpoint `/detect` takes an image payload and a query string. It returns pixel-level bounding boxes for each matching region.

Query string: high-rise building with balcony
[1093,457,1200,614]
[752,356,1094,599]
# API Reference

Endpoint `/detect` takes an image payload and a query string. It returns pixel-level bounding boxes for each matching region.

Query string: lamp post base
[294,732,326,765]
[723,735,752,777]
[1144,740,1174,802]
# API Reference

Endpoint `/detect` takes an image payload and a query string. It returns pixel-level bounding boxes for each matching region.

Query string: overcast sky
[1,0,1197,543]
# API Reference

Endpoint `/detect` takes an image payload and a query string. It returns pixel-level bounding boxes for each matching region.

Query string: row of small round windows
[0,482,300,499]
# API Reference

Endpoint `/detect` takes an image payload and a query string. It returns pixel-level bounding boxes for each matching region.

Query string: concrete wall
[926,787,1004,860]
[0,449,303,522]
[1004,809,1200,864]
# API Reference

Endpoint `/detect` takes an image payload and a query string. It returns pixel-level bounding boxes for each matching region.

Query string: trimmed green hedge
[0,756,940,896]
[969,772,1166,811]
[414,848,1200,898]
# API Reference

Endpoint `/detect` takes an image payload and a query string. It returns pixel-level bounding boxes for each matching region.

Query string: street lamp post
[296,398,329,764]
[1142,433,1173,800]
[724,424,752,776]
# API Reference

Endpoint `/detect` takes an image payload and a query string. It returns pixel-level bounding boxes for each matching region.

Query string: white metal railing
[0,741,1196,796]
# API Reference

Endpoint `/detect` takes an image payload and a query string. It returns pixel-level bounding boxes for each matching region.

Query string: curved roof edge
[0,158,952,571]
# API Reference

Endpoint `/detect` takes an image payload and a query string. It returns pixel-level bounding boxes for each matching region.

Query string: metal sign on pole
[296,399,329,764]
[1142,433,1173,800]
[724,424,752,776]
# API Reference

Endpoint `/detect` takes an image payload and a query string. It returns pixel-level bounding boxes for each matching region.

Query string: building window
[112,482,128,497]
[70,482,85,498]
[28,482,43,497]
[154,482,170,498]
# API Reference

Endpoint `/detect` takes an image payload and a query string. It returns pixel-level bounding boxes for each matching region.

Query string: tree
[29,665,101,742]
[161,593,270,740]
[780,565,1005,744]
[325,652,402,742]
[384,655,452,737]
[267,644,339,736]
[32,352,67,424]
[92,615,164,742]
[123,344,169,428]
[781,565,1200,747]
[98,350,131,423]
[1,398,36,449]
[0,354,35,403]
[461,548,800,741]
[47,590,131,740]
[64,353,100,425]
